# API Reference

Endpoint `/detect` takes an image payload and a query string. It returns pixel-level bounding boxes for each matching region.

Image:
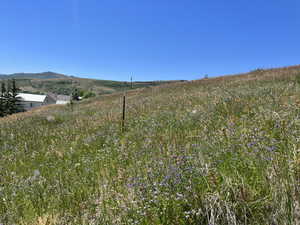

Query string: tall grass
[0,66,300,224]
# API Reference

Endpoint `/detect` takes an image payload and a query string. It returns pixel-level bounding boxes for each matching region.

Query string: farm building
[17,93,56,110]
[56,95,71,105]
[47,93,71,105]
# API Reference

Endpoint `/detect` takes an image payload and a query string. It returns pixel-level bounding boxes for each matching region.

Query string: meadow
[0,66,300,224]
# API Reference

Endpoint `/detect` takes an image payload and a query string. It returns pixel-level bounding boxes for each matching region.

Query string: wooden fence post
[122,95,126,132]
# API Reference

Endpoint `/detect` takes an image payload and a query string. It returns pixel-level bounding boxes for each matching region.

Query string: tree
[5,80,13,114]
[9,79,23,113]
[71,88,80,101]
[3,81,10,116]
[0,82,5,117]
[0,79,24,117]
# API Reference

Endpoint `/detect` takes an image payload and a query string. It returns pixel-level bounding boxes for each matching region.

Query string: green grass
[0,66,300,224]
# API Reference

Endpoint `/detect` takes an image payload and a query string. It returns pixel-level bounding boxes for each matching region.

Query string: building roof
[17,93,47,102]
[47,93,58,100]
[47,93,71,101]
[57,95,71,101]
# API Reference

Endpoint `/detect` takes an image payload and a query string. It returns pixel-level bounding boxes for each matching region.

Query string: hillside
[0,72,68,80]
[0,72,182,96]
[0,65,300,224]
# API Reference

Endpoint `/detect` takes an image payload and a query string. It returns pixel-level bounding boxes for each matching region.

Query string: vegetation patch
[0,66,300,224]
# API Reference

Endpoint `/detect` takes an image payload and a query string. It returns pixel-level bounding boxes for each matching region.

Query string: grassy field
[0,66,300,224]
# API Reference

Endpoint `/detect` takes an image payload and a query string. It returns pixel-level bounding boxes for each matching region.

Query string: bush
[83,91,96,99]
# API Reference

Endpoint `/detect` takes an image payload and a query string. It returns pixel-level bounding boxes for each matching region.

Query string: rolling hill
[0,72,184,96]
[0,65,300,224]
[0,71,68,80]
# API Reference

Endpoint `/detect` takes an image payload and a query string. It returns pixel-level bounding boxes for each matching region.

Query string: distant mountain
[0,72,69,80]
[0,72,184,96]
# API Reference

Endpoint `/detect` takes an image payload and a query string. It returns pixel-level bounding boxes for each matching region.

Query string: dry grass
[1,65,300,224]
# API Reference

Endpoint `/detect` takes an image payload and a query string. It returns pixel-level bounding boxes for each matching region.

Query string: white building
[17,93,56,110]
[56,95,71,105]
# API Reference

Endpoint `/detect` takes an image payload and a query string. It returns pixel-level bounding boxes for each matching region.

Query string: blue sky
[1,0,300,81]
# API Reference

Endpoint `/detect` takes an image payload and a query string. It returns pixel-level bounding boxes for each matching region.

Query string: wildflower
[247,141,257,147]
[33,169,40,177]
[46,115,55,122]
[265,146,276,152]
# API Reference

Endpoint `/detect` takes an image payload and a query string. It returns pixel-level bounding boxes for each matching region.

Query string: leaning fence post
[70,99,74,111]
[122,94,126,132]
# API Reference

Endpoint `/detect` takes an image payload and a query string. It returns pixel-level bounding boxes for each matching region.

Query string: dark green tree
[0,82,6,117]
[3,81,10,116]
[9,79,23,113]
[0,80,24,117]
[5,80,13,114]
[71,88,80,101]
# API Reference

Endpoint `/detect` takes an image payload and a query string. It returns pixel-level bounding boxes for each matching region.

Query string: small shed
[56,95,71,105]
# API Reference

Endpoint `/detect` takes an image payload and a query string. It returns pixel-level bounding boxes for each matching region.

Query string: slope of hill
[0,72,182,96]
[0,65,300,224]
[0,71,68,79]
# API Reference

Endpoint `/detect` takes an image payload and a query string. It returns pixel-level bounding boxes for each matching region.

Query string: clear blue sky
[1,0,300,81]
